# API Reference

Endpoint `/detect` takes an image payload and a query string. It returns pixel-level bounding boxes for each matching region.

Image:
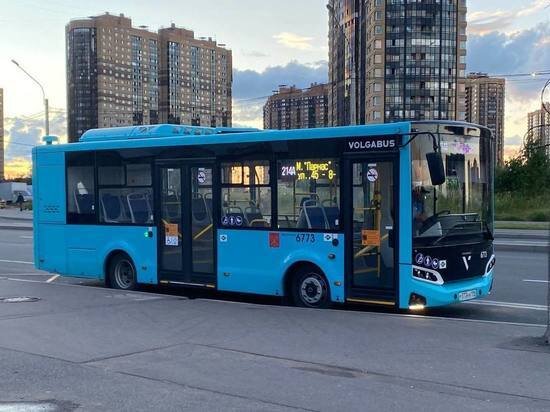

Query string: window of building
[220,161,272,228]
[277,159,340,230]
[97,151,153,225]
[67,152,96,224]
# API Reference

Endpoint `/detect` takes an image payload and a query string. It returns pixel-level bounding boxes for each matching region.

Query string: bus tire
[108,253,137,291]
[291,266,330,309]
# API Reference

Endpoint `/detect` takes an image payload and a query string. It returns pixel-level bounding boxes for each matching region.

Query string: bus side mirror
[426,152,445,186]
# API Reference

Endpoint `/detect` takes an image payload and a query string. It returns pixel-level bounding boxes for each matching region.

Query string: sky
[0,0,549,178]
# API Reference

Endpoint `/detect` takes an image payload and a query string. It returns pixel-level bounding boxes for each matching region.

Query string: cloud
[467,23,550,98]
[241,50,269,58]
[233,60,328,100]
[468,0,549,35]
[232,60,328,128]
[467,23,550,155]
[273,32,314,50]
[4,111,67,178]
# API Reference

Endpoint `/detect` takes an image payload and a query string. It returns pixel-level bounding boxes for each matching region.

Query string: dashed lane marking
[523,279,549,284]
[464,299,547,311]
[0,259,33,265]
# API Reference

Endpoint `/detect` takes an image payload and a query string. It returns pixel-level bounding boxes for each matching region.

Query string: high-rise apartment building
[527,103,550,158]
[328,0,467,126]
[465,73,505,165]
[263,83,329,130]
[158,25,232,127]
[66,13,232,142]
[0,88,4,181]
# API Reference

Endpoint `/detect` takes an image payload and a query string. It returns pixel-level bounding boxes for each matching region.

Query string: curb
[0,225,33,231]
[494,243,549,253]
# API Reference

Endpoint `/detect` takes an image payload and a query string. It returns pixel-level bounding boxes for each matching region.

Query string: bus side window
[96,151,154,225]
[277,159,340,230]
[220,161,271,228]
[67,152,96,224]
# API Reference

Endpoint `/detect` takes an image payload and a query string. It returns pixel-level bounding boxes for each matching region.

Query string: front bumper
[401,270,494,309]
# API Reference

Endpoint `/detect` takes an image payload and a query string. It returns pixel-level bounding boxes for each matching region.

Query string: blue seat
[74,190,94,214]
[101,193,123,222]
[127,193,152,224]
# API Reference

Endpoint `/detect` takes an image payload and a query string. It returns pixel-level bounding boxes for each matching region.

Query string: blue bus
[33,121,495,309]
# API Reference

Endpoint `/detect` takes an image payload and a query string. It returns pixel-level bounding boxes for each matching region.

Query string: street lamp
[11,59,50,136]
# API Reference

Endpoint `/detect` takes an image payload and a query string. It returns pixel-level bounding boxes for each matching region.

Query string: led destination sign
[345,136,399,152]
[279,160,337,181]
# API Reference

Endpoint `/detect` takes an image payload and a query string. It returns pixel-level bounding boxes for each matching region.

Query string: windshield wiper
[431,222,482,246]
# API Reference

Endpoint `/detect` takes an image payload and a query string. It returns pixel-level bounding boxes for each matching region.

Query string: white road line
[6,278,44,283]
[46,274,60,283]
[0,259,33,265]
[19,235,33,239]
[464,299,547,311]
[523,279,550,284]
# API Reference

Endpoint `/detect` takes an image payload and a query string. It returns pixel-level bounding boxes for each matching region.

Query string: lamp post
[11,59,49,136]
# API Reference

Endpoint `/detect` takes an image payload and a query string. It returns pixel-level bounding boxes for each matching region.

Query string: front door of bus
[347,159,397,305]
[157,163,216,287]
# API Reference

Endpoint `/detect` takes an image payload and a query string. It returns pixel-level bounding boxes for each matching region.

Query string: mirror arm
[398,131,439,152]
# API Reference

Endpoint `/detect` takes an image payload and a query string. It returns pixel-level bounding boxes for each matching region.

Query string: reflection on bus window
[67,152,96,224]
[277,159,340,230]
[220,161,271,228]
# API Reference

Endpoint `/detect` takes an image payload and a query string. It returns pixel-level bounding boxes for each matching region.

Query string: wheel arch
[282,260,328,299]
[103,249,134,287]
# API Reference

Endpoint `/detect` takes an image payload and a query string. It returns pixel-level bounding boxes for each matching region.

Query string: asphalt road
[0,228,547,325]
[0,228,549,411]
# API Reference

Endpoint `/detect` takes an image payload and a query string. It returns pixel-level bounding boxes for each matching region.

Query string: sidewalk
[0,277,549,410]
[0,208,33,230]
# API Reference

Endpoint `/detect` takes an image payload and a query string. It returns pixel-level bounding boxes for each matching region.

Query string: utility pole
[11,59,50,136]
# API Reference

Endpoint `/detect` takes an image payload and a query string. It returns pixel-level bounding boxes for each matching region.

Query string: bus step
[346,297,395,306]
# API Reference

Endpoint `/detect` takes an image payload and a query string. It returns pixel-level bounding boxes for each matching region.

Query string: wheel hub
[300,276,323,304]
[115,260,134,288]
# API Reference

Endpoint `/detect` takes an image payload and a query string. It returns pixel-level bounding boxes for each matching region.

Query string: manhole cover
[0,297,40,303]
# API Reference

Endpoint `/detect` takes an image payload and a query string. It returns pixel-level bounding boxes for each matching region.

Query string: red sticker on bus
[269,232,280,248]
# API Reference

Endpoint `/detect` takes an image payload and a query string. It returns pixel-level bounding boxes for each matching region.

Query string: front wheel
[109,254,137,290]
[292,268,330,309]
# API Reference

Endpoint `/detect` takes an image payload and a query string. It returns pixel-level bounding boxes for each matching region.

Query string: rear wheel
[291,267,330,309]
[108,254,137,290]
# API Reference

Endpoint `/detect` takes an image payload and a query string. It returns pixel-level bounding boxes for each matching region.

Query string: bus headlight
[484,255,495,276]
[412,265,444,285]
[409,293,427,310]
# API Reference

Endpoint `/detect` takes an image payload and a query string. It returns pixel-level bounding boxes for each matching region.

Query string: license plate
[458,289,477,301]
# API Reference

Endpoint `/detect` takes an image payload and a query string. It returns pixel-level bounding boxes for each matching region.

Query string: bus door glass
[190,166,214,275]
[351,161,395,290]
[159,166,183,273]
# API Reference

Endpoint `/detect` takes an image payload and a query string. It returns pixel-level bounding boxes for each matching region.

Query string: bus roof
[79,124,262,142]
[37,122,417,153]
[36,120,490,154]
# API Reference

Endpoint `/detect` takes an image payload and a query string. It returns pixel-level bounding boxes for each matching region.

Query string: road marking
[0,259,33,265]
[0,277,546,328]
[464,299,547,311]
[19,235,33,239]
[523,279,549,284]
[46,274,60,283]
[5,278,44,283]
[494,241,549,246]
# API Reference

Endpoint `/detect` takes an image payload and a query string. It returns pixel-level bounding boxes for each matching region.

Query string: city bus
[32,121,495,309]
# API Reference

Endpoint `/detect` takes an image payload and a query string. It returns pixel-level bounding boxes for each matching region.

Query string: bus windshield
[411,130,494,246]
